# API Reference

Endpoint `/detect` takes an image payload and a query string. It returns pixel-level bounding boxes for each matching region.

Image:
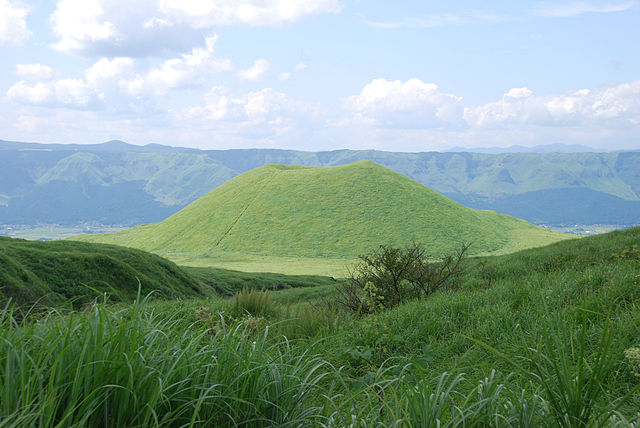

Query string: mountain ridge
[1,139,639,227]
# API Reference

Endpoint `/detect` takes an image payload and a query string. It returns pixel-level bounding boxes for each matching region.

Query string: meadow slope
[0,237,212,308]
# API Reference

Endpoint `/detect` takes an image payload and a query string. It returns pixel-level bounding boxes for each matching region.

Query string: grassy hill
[73,161,571,268]
[0,237,213,308]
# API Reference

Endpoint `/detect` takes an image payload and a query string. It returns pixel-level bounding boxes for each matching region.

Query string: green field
[72,161,571,275]
[2,227,639,426]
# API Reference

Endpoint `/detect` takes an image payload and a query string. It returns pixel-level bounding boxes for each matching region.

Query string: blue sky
[0,0,638,151]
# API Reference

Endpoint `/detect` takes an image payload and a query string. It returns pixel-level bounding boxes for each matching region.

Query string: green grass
[2,227,640,426]
[0,236,213,308]
[170,251,357,276]
[183,265,340,296]
[72,161,572,269]
[0,236,344,309]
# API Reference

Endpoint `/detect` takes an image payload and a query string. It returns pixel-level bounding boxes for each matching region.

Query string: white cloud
[7,79,95,108]
[123,35,232,95]
[0,0,31,46]
[15,64,55,81]
[49,0,342,56]
[345,78,465,129]
[279,72,291,81]
[7,57,133,110]
[185,86,292,123]
[176,85,326,145]
[294,63,308,71]
[85,57,133,85]
[238,59,270,81]
[159,0,342,27]
[505,87,533,99]
[7,35,231,115]
[534,1,636,17]
[465,81,640,128]
[50,0,118,52]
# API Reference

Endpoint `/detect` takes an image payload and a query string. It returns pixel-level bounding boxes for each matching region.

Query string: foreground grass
[2,228,640,426]
[2,295,638,427]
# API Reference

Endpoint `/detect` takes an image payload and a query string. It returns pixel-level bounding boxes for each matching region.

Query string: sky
[0,0,639,152]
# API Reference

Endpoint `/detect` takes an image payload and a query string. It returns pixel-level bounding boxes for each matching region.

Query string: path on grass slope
[72,161,571,260]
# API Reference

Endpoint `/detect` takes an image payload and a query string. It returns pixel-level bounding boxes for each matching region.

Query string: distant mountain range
[1,139,639,227]
[444,143,607,154]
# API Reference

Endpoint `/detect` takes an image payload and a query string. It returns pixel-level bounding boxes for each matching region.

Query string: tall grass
[0,298,330,427]
[2,297,639,427]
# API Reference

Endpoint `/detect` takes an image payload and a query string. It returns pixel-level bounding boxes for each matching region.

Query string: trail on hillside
[213,170,279,247]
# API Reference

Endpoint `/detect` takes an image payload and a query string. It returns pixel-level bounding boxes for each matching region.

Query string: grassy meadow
[2,227,639,426]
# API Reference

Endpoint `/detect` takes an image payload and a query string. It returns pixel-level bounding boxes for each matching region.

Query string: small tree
[335,242,469,315]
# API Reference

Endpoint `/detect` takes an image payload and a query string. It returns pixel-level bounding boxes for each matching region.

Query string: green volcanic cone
[72,161,571,264]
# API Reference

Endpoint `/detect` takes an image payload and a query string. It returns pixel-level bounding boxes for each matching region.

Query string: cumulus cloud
[184,86,291,123]
[345,78,465,129]
[175,85,327,144]
[50,0,342,56]
[85,57,134,85]
[122,35,232,95]
[464,81,640,128]
[238,59,270,81]
[15,64,55,81]
[7,79,95,108]
[8,57,134,109]
[0,0,31,46]
[50,0,118,52]
[7,34,232,114]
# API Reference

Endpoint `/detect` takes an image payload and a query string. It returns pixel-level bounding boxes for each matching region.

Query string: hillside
[1,140,639,227]
[0,237,213,308]
[5,226,639,425]
[73,161,570,264]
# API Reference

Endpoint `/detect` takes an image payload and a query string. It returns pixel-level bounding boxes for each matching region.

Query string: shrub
[335,243,469,314]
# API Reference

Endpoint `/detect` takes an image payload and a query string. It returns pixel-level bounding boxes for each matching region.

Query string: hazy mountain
[1,140,638,227]
[445,143,605,154]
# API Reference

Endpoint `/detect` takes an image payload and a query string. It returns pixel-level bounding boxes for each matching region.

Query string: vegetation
[2,227,640,426]
[0,237,340,309]
[72,161,570,269]
[0,237,212,308]
[336,243,468,314]
[183,265,339,296]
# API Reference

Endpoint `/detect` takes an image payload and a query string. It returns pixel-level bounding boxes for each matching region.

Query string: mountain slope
[73,161,570,260]
[0,237,213,308]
